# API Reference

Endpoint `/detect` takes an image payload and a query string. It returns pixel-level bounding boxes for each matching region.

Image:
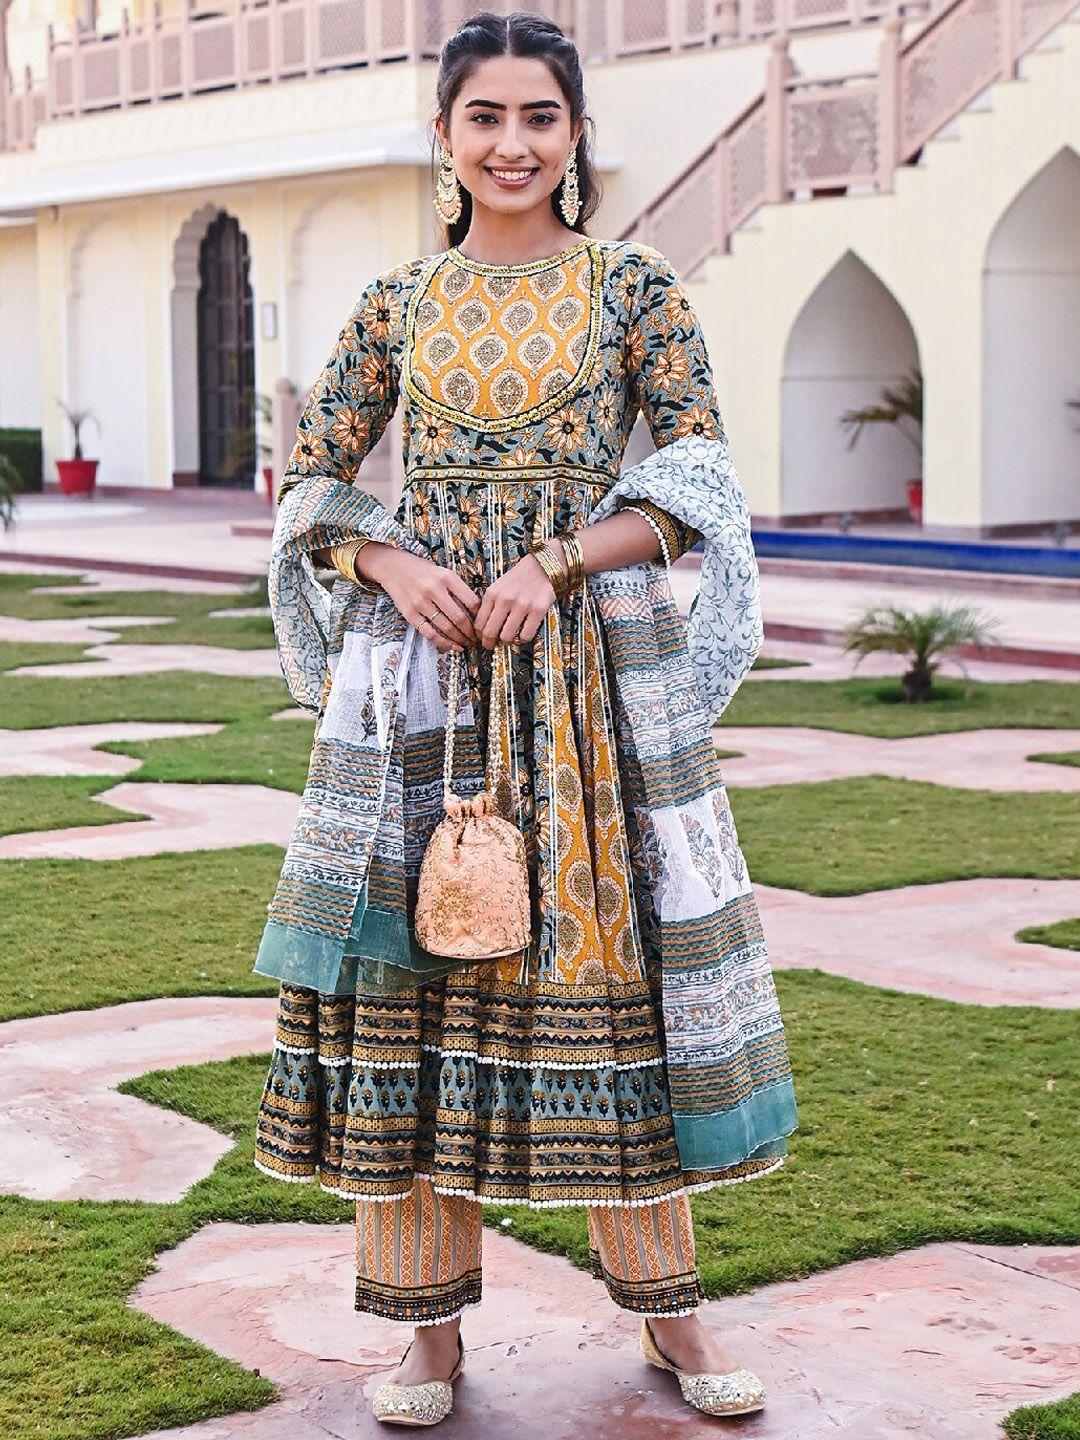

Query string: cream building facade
[0,0,1076,531]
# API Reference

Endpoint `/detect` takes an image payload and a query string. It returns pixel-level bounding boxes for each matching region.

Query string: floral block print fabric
[253,236,798,1207]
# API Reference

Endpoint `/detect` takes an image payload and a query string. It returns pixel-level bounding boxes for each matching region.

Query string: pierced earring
[434,143,463,224]
[559,147,580,225]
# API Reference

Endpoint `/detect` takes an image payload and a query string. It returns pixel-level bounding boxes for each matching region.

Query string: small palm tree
[842,601,999,702]
[57,400,99,459]
[839,366,923,458]
[0,453,19,530]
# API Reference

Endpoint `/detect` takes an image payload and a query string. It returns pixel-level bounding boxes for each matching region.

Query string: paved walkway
[127,1220,1080,1439]
[717,727,1080,790]
[0,997,276,1202]
[757,878,1080,1008]
[0,722,221,777]
[0,781,300,859]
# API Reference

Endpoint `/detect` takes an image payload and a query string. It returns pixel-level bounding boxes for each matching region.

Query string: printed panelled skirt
[253,476,792,1208]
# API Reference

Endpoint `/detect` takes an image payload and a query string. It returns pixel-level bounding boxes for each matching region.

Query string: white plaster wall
[0,224,41,428]
[981,147,1080,526]
[68,216,147,484]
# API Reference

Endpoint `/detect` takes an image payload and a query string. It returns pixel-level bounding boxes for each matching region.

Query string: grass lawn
[0,848,283,1021]
[1004,1393,1080,1440]
[0,641,95,673]
[0,573,274,649]
[731,776,1080,895]
[102,713,315,793]
[1028,750,1080,768]
[1017,918,1080,953]
[0,967,1075,1440]
[0,669,290,730]
[0,776,147,837]
[726,676,1080,736]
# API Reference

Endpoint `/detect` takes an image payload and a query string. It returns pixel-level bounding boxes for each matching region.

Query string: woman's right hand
[358,543,480,653]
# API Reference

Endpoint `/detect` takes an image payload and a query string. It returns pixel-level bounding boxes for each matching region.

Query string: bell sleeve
[268,271,428,712]
[589,244,764,721]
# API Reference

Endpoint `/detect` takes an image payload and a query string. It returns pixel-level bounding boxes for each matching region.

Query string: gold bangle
[329,537,371,584]
[531,540,568,601]
[559,531,585,591]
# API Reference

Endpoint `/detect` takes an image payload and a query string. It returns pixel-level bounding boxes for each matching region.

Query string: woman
[252,8,799,1426]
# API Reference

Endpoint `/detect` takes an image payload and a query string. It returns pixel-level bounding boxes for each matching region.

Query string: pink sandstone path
[756,878,1080,1008]
[127,1221,1080,1439]
[0,722,222,777]
[0,780,300,859]
[716,726,1080,790]
[0,997,276,1202]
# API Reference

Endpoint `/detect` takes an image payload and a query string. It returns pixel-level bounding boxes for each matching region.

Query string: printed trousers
[355,1177,706,1325]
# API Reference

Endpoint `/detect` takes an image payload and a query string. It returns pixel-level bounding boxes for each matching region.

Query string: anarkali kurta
[252,235,799,1214]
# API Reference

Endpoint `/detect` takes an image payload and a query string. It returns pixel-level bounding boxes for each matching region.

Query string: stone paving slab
[0,997,276,1202]
[716,726,1080,790]
[9,641,283,679]
[127,1220,1080,1439]
[0,722,222,777]
[751,639,1078,685]
[0,781,299,859]
[0,558,248,595]
[757,877,1080,1008]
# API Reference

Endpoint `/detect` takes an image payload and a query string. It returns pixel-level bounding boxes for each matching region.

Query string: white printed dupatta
[258,430,798,1180]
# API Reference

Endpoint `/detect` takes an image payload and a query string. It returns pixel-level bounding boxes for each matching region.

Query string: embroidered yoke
[253,236,799,1209]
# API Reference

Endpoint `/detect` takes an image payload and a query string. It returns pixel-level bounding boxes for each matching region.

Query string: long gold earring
[559,147,580,225]
[434,143,462,225]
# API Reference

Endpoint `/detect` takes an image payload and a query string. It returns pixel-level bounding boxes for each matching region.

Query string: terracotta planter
[906,478,923,526]
[57,458,99,495]
[262,465,275,505]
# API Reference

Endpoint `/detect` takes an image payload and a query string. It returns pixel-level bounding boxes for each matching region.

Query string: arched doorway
[196,211,255,487]
[981,147,1080,530]
[780,250,921,522]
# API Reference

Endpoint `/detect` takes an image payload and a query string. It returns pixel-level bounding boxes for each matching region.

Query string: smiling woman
[253,8,798,1426]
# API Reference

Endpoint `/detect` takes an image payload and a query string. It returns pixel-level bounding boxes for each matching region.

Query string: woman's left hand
[474,553,557,649]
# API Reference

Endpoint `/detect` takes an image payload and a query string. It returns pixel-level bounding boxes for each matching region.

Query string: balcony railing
[0,0,937,152]
[620,0,1077,277]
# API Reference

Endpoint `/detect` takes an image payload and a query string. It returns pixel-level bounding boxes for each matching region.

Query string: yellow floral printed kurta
[252,236,799,1216]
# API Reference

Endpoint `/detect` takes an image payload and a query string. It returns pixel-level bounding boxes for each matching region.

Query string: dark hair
[431,9,602,249]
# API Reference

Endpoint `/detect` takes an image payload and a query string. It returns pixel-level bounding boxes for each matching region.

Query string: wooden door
[197,211,255,487]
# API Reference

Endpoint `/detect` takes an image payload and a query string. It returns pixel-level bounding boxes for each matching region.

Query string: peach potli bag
[414,643,530,962]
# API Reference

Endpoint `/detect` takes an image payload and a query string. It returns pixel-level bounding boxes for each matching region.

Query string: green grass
[0,573,273,648]
[0,641,92,674]
[0,967,1076,1440]
[0,847,283,1021]
[102,713,315,793]
[1003,1392,1080,1440]
[726,676,1080,736]
[0,776,147,837]
[1016,918,1080,953]
[1029,750,1080,769]
[732,776,1080,895]
[750,655,807,670]
[0,669,290,731]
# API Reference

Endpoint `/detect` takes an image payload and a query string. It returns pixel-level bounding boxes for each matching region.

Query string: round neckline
[446,236,593,275]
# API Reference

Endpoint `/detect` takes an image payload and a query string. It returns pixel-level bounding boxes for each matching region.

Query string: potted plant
[842,601,999,702]
[56,400,100,495]
[255,390,275,504]
[0,451,20,530]
[838,366,924,524]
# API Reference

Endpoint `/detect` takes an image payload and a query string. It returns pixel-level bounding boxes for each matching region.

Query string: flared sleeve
[269,271,428,711]
[590,245,764,721]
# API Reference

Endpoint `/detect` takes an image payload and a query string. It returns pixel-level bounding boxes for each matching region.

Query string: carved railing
[621,0,1078,276]
[0,0,941,152]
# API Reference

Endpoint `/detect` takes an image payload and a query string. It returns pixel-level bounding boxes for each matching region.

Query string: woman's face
[437,54,582,219]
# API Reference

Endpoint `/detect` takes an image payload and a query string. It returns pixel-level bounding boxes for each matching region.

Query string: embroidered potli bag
[414,645,530,960]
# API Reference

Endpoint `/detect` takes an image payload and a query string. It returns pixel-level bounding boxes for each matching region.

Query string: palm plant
[842,601,1000,702]
[838,366,923,456]
[56,400,100,459]
[0,452,19,530]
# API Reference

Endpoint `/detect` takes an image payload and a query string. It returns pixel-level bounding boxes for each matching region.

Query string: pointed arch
[981,146,1080,529]
[779,249,922,521]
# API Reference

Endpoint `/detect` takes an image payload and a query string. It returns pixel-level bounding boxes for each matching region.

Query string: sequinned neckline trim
[446,237,593,275]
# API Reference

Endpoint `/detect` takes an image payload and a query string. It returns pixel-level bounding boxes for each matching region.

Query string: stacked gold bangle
[530,530,586,603]
[328,536,372,585]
